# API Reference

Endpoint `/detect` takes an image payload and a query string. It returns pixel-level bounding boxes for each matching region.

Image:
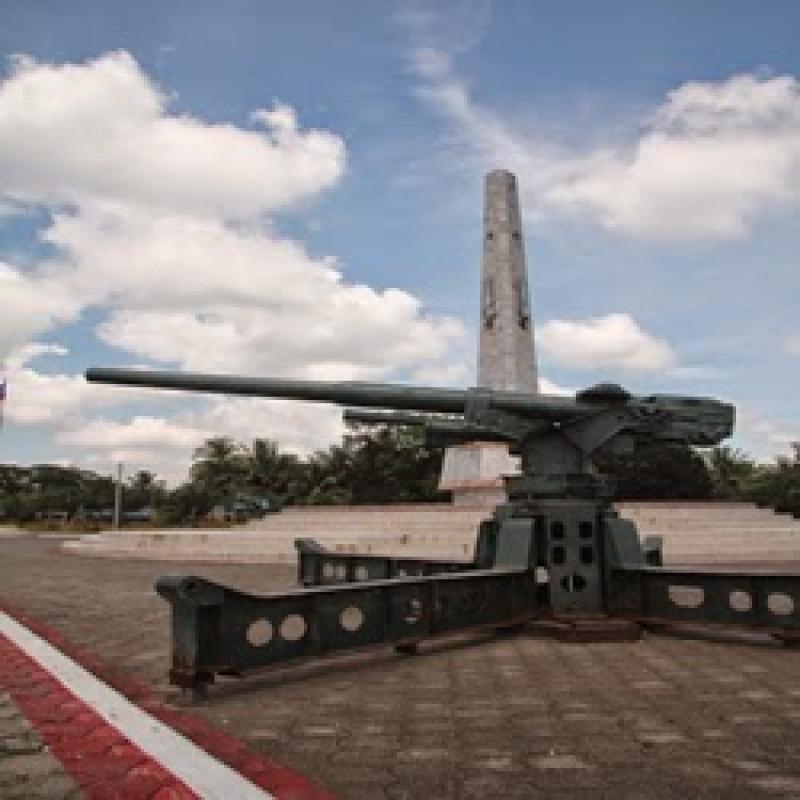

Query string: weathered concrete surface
[5,537,800,798]
[62,501,800,567]
[441,169,538,506]
[477,169,538,394]
[0,692,80,800]
[438,442,517,507]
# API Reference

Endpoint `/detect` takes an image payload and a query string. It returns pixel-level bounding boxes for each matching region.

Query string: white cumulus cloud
[0,263,80,356]
[538,313,676,371]
[57,416,209,449]
[1,343,169,426]
[53,396,345,485]
[410,46,800,240]
[0,52,464,381]
[547,75,800,238]
[736,407,799,461]
[0,51,468,477]
[0,51,345,218]
[34,204,465,379]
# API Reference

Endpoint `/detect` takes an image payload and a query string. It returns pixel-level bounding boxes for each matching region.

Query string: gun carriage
[86,367,800,691]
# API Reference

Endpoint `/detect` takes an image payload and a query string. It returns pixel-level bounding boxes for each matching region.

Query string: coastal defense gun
[86,367,800,691]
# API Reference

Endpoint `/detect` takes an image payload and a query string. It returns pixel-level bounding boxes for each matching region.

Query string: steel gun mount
[86,367,800,691]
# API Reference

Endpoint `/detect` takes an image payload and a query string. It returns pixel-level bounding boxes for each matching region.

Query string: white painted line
[0,611,273,800]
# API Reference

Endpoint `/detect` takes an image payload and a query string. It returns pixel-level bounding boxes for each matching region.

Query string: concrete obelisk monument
[439,169,539,505]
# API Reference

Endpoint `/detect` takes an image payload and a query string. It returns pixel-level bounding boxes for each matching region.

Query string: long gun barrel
[84,367,593,420]
[85,367,734,447]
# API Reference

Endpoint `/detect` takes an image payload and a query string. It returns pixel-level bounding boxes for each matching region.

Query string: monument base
[438,442,519,507]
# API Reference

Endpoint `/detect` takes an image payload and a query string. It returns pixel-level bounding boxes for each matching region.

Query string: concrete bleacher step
[61,502,800,566]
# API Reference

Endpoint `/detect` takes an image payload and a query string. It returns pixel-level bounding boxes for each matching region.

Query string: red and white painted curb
[0,602,334,799]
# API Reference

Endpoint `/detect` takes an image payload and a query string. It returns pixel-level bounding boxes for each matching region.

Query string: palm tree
[190,436,249,505]
[704,446,756,499]
[126,469,166,510]
[248,438,302,502]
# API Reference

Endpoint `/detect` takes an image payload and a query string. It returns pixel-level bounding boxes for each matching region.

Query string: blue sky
[0,1,798,480]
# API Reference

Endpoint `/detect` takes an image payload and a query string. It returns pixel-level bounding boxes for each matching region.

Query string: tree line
[0,425,442,527]
[599,441,799,514]
[1,427,798,527]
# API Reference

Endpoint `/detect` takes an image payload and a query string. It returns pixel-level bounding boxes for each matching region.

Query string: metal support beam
[295,538,475,587]
[609,567,800,632]
[157,568,537,688]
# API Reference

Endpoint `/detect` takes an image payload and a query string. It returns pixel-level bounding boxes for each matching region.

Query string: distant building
[207,495,277,523]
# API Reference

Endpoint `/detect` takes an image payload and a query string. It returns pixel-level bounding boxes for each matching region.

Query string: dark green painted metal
[86,365,800,691]
[294,538,475,587]
[156,569,538,687]
[87,367,469,412]
[609,567,800,630]
[85,368,734,444]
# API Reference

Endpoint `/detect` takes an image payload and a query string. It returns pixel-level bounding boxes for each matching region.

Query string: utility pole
[113,462,123,530]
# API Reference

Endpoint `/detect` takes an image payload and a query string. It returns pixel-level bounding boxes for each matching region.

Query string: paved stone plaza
[4,535,800,798]
[0,691,81,799]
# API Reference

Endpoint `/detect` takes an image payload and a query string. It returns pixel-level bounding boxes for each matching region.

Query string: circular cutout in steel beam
[246,618,273,648]
[340,606,365,632]
[768,593,795,616]
[729,590,752,612]
[279,614,307,641]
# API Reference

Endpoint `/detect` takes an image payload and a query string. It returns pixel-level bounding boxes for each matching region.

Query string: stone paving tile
[0,691,81,799]
[4,537,800,798]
